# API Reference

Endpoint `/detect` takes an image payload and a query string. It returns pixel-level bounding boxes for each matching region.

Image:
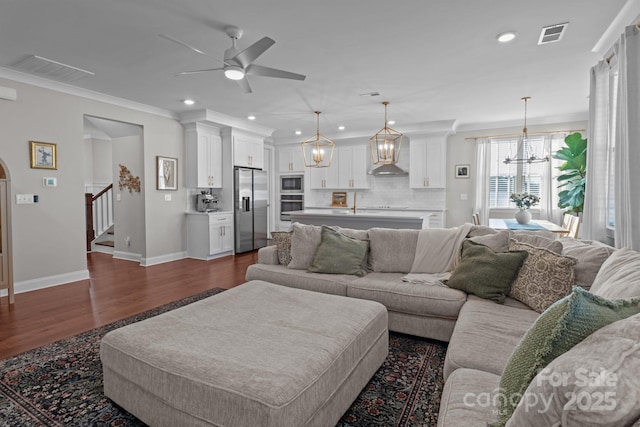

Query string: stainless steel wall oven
[280,194,304,221]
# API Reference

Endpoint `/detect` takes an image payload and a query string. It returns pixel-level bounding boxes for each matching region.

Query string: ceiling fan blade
[236,77,252,94]
[159,34,211,56]
[232,37,275,68]
[246,64,306,81]
[175,67,223,76]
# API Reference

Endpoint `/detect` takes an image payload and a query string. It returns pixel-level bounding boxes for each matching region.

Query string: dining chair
[472,212,480,225]
[560,213,573,237]
[567,215,581,238]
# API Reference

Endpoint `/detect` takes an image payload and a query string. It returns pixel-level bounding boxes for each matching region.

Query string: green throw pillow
[495,286,640,427]
[445,240,528,303]
[308,226,369,276]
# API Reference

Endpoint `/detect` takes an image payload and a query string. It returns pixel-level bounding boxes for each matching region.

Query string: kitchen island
[288,209,433,230]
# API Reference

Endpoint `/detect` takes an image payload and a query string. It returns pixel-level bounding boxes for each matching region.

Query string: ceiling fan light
[224,66,245,80]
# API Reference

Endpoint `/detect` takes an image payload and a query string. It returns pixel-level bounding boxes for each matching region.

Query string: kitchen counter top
[305,206,447,212]
[185,211,233,215]
[289,209,432,229]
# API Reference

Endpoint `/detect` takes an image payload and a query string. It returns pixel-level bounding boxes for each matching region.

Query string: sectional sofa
[245,223,640,426]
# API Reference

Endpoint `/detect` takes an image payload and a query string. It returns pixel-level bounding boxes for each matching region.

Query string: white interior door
[0,181,6,286]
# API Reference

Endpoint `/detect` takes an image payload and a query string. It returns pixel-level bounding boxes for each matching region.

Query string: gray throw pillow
[510,231,563,254]
[308,226,369,276]
[287,223,323,270]
[468,229,510,252]
[445,240,528,303]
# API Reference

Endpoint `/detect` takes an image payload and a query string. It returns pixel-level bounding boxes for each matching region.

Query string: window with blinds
[489,136,546,208]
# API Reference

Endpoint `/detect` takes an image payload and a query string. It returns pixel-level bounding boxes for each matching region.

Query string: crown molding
[0,67,178,120]
[455,112,588,133]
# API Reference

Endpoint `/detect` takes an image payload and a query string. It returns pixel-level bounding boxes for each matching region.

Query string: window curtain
[474,138,491,225]
[582,60,611,243]
[539,134,564,225]
[613,25,640,250]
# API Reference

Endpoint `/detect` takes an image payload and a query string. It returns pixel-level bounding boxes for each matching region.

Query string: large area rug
[0,289,447,426]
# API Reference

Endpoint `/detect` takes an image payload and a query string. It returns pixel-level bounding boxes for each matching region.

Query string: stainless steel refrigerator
[234,167,268,253]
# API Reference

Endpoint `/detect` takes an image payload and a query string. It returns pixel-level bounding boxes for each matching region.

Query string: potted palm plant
[554,132,587,214]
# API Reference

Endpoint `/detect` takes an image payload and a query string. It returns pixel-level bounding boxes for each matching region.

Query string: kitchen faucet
[353,192,357,214]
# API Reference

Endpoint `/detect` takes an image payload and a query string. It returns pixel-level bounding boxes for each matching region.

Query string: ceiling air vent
[11,55,94,82]
[538,22,569,45]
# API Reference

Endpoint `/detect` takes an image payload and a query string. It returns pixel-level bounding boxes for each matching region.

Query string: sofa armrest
[258,245,280,265]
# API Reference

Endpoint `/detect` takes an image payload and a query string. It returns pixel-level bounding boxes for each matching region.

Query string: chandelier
[369,101,403,165]
[503,97,549,165]
[301,111,335,168]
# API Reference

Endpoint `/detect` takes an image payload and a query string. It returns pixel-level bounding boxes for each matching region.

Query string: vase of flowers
[510,193,540,224]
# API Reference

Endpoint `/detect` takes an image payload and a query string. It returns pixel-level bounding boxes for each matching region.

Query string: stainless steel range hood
[367,163,408,176]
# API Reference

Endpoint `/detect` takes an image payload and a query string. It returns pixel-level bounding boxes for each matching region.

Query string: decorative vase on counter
[515,209,532,224]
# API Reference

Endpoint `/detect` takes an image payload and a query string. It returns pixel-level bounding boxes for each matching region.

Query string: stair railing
[85,184,114,251]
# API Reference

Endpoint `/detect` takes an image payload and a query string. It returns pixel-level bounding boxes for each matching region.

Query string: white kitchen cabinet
[409,138,446,189]
[186,212,234,260]
[309,145,369,189]
[278,146,305,173]
[185,123,222,188]
[308,160,339,189]
[338,145,370,189]
[234,134,263,169]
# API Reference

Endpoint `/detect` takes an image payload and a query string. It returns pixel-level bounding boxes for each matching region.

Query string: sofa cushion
[506,313,640,427]
[468,229,510,252]
[559,238,615,289]
[287,223,322,270]
[271,231,292,266]
[496,286,640,426]
[308,226,368,276]
[368,228,419,273]
[437,368,501,427]
[446,241,528,303]
[590,248,640,299]
[287,223,369,271]
[467,225,498,237]
[245,264,360,296]
[443,296,538,380]
[347,273,467,319]
[508,240,576,313]
[510,231,563,253]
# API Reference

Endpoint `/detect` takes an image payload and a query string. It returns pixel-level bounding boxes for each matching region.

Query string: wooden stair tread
[95,241,114,247]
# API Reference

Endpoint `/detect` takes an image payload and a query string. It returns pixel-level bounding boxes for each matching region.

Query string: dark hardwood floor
[0,251,258,360]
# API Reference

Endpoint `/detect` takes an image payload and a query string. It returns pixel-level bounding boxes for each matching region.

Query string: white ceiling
[0,0,634,142]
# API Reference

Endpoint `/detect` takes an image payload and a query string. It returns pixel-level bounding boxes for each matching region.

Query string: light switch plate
[460,193,468,200]
[164,194,172,201]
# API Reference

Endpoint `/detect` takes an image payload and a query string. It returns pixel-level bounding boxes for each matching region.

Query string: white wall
[445,120,588,227]
[0,77,185,292]
[113,135,145,259]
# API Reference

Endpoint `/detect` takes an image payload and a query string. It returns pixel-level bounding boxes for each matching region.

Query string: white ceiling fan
[160,26,306,93]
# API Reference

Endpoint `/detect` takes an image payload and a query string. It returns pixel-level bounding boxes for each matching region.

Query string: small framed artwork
[30,141,57,169]
[157,156,178,190]
[455,164,470,179]
[331,191,347,207]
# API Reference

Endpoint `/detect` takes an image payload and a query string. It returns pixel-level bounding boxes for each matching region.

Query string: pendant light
[301,111,335,168]
[369,101,403,165]
[503,97,549,164]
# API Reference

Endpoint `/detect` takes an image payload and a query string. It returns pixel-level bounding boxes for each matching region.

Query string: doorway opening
[0,160,14,304]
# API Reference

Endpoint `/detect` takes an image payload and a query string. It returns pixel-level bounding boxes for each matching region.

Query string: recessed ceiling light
[338,126,345,130]
[183,99,195,105]
[247,115,256,120]
[497,31,517,43]
[388,120,396,125]
[295,130,302,135]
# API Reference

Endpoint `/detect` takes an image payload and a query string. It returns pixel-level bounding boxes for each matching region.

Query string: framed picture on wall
[30,141,57,169]
[157,156,178,190]
[455,164,470,179]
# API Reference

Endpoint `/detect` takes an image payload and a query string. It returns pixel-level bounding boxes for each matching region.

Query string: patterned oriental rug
[0,289,447,426]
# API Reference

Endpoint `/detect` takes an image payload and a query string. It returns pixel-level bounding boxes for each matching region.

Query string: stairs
[92,226,115,254]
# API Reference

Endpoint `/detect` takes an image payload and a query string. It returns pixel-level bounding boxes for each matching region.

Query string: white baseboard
[113,251,142,263]
[141,251,188,267]
[0,269,91,296]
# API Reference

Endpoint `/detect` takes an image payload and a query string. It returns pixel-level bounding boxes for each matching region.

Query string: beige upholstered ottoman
[100,280,388,427]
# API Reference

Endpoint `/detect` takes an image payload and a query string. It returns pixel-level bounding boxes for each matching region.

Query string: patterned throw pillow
[270,231,292,266]
[494,287,640,427]
[508,239,576,313]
